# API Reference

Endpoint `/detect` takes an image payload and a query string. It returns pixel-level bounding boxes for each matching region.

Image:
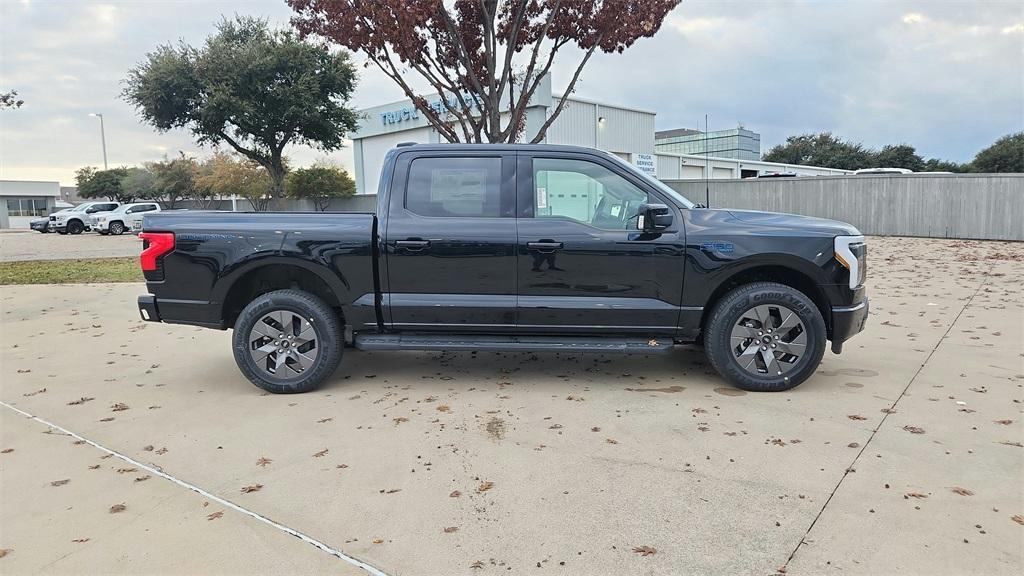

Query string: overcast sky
[1,0,1021,186]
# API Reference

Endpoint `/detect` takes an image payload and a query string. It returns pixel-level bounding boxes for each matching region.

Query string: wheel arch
[700,263,832,338]
[216,259,350,328]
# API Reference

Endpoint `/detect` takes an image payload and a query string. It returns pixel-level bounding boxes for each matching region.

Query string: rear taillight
[139,232,175,272]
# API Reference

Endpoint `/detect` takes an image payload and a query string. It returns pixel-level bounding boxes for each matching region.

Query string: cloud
[1,0,1021,185]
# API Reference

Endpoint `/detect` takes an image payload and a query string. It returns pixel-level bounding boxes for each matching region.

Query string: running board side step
[354,334,674,354]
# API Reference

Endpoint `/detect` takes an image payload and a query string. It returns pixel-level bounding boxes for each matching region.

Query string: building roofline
[553,93,657,115]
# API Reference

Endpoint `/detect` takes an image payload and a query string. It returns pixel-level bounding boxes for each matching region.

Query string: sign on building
[633,153,656,178]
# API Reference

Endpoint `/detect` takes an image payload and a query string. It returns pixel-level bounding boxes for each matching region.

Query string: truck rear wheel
[231,289,342,394]
[704,282,826,392]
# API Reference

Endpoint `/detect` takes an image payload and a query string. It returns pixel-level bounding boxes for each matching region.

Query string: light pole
[89,113,108,169]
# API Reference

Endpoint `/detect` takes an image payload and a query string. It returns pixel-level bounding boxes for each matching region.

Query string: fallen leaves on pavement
[477,481,494,493]
[952,487,974,496]
[443,526,459,533]
[848,414,867,420]
[632,546,657,556]
[903,425,926,434]
[1012,515,1024,525]
[905,492,928,499]
[256,457,272,467]
[68,397,94,405]
[312,449,329,458]
[50,479,70,487]
[111,403,129,412]
[241,484,263,493]
[109,504,126,513]
[207,511,224,521]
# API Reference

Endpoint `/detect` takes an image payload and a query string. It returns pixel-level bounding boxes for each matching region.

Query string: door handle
[527,241,563,253]
[396,239,431,251]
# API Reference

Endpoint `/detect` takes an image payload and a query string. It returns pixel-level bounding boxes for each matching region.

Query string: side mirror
[637,203,672,232]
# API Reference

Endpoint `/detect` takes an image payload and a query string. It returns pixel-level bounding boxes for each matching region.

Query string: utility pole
[89,113,108,169]
[704,113,710,208]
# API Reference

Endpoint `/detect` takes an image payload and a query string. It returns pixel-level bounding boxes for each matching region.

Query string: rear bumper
[830,298,869,354]
[138,295,160,322]
[138,295,225,329]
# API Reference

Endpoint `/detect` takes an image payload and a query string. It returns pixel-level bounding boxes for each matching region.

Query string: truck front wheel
[231,289,343,394]
[704,282,826,392]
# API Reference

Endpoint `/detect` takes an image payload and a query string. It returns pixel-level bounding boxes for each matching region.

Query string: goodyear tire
[704,282,826,392]
[231,289,342,394]
[66,220,84,235]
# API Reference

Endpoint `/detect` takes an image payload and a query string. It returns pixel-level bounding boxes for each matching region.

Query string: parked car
[756,172,801,178]
[50,201,119,234]
[138,143,868,394]
[853,168,912,175]
[30,217,51,233]
[91,202,161,235]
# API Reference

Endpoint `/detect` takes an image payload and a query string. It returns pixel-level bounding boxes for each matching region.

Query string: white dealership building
[348,75,849,194]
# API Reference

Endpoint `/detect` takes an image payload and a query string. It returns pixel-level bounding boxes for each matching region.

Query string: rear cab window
[405,156,506,218]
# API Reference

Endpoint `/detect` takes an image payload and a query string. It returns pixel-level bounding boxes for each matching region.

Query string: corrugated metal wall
[663,174,1024,241]
[546,99,597,148]
[546,98,655,156]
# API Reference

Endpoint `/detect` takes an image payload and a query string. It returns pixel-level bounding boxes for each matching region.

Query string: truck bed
[142,211,377,329]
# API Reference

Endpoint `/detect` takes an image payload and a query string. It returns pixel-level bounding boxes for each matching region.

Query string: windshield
[604,152,695,209]
[70,204,89,212]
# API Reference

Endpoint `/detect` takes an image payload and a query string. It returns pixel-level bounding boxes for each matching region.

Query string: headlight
[834,235,866,290]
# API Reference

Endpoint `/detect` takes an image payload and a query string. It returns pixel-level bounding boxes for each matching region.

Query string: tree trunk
[268,165,286,212]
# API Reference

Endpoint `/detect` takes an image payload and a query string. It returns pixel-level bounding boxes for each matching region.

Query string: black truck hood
[725,209,861,237]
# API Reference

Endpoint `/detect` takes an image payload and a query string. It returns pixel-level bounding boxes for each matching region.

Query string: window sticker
[610,205,622,217]
[536,187,547,209]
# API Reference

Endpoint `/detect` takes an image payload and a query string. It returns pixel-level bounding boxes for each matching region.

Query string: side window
[533,158,650,230]
[406,157,503,218]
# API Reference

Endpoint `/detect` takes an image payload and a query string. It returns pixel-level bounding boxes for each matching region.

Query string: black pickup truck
[138,144,867,394]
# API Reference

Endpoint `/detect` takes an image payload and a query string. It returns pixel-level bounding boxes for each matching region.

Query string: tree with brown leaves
[289,0,678,143]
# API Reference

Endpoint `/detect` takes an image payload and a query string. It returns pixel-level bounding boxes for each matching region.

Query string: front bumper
[830,298,869,354]
[30,221,49,232]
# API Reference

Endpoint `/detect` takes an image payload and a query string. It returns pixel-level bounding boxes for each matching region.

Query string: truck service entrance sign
[633,154,656,178]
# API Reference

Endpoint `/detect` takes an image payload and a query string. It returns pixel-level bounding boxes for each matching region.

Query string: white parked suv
[50,201,120,235]
[91,202,161,235]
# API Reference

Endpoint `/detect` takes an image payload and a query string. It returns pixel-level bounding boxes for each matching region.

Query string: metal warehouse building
[349,75,848,194]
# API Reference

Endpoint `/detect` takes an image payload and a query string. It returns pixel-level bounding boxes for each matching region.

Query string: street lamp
[89,113,108,169]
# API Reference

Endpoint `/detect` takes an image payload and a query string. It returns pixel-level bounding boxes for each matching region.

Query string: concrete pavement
[1,236,1021,575]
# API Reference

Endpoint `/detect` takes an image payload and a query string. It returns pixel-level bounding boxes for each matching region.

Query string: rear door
[382,150,517,331]
[515,152,686,335]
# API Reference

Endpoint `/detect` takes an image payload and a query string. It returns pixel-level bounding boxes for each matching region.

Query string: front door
[383,151,517,331]
[515,153,686,335]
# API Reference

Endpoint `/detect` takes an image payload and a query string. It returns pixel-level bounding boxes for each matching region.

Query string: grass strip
[0,257,142,285]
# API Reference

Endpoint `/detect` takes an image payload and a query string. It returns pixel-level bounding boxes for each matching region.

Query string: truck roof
[393,142,612,155]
